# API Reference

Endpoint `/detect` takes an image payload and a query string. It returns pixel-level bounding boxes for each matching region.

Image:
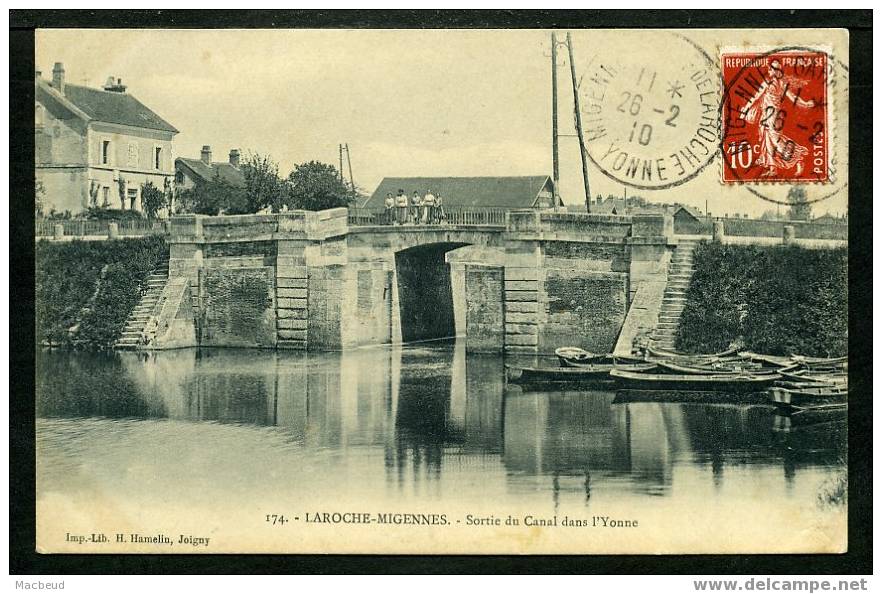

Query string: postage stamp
[721,48,829,184]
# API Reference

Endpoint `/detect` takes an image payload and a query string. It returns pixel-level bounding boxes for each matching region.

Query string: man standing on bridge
[395,189,408,225]
[384,192,395,225]
[421,189,436,224]
[409,191,423,224]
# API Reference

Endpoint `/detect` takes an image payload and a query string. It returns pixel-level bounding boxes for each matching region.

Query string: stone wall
[539,269,629,353]
[340,264,394,348]
[464,265,505,352]
[200,266,276,348]
[307,265,344,350]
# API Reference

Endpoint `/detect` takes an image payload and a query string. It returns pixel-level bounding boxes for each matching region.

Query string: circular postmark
[578,32,722,191]
[720,45,848,206]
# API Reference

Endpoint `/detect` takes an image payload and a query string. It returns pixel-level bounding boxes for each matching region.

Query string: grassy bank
[676,243,847,357]
[36,236,168,349]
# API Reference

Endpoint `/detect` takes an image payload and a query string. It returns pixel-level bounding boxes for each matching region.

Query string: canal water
[36,341,847,554]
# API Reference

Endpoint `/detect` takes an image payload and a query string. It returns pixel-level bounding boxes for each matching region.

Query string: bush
[675,243,847,357]
[84,207,146,221]
[35,236,168,349]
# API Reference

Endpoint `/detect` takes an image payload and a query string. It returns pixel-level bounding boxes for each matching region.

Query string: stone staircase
[651,240,700,350]
[114,258,170,350]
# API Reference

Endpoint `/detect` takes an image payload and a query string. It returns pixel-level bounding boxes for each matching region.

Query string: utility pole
[345,143,355,200]
[566,32,592,213]
[551,32,560,212]
[339,144,344,183]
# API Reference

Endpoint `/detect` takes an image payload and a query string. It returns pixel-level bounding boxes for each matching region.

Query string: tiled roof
[365,176,555,209]
[176,157,246,188]
[61,83,178,133]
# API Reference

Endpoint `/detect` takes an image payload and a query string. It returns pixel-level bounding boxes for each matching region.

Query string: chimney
[229,149,240,168]
[201,145,212,165]
[596,195,603,205]
[52,62,65,93]
[103,76,127,93]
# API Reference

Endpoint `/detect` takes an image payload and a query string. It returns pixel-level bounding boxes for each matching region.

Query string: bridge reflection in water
[36,342,845,507]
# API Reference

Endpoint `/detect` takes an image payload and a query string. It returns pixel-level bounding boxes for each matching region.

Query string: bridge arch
[393,241,471,343]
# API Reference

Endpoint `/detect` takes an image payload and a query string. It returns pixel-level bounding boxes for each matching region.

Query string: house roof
[364,176,556,209]
[41,80,178,133]
[176,157,246,188]
[673,205,703,220]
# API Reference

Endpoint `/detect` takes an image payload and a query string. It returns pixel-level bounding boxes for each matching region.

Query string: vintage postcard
[34,26,849,555]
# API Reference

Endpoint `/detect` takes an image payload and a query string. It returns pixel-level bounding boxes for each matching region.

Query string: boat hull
[768,386,848,409]
[609,369,781,392]
[507,363,657,385]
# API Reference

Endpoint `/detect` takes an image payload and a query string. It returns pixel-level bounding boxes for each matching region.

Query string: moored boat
[655,359,792,376]
[555,346,644,368]
[779,370,848,385]
[768,385,848,409]
[643,344,740,360]
[507,362,657,384]
[609,368,781,392]
[737,351,796,368]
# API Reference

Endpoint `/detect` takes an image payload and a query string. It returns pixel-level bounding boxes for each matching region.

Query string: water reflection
[36,343,845,506]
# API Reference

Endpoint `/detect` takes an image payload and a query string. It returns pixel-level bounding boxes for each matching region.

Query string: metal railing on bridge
[348,206,508,227]
[35,218,167,239]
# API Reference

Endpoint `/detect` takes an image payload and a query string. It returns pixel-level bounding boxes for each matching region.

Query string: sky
[36,28,848,217]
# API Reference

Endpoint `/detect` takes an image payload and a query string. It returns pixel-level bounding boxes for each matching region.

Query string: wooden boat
[507,362,657,384]
[792,354,848,366]
[768,385,848,409]
[555,347,644,367]
[644,344,740,360]
[655,359,790,376]
[779,370,848,385]
[737,351,796,368]
[609,368,781,392]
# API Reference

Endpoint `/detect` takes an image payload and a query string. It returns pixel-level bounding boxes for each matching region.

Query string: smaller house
[363,176,560,209]
[175,145,245,190]
[813,213,847,225]
[672,205,706,235]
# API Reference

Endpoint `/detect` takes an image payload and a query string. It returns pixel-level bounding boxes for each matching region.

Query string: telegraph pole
[339,144,344,183]
[551,32,560,211]
[345,143,355,200]
[566,32,592,213]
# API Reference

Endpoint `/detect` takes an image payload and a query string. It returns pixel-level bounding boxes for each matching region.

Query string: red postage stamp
[721,49,829,183]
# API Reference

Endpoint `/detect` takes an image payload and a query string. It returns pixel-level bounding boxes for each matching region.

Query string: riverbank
[675,242,847,357]
[35,236,168,349]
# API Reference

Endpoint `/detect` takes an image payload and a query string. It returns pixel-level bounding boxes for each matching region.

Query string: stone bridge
[151,207,675,354]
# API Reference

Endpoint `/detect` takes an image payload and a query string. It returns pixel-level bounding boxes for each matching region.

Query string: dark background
[10,9,872,575]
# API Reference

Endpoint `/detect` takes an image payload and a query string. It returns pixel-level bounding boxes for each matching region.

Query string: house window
[154,147,162,170]
[101,140,111,165]
[127,188,138,211]
[102,186,110,207]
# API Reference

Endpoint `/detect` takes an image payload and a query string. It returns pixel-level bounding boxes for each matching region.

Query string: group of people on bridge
[384,189,446,225]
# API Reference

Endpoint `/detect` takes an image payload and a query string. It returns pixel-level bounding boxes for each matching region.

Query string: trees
[175,172,248,216]
[35,179,45,218]
[786,186,812,221]
[140,181,167,220]
[172,153,359,215]
[241,152,284,213]
[284,161,355,211]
